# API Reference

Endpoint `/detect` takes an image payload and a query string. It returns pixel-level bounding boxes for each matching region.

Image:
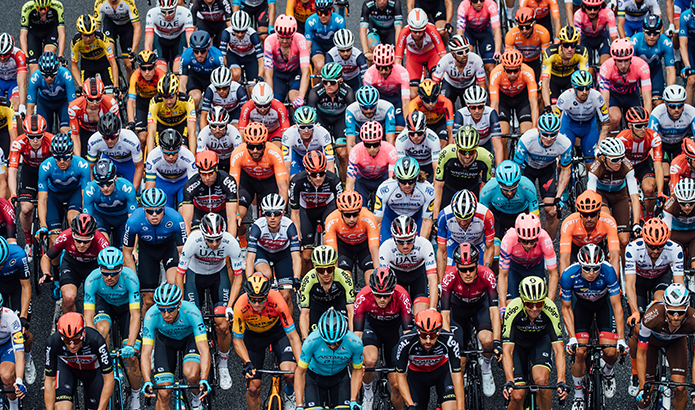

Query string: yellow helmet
[34,0,51,8]
[136,50,158,66]
[76,14,98,35]
[417,79,440,101]
[157,73,179,97]
[558,26,579,43]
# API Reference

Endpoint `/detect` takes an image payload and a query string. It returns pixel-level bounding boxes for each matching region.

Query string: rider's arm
[44,376,57,410]
[294,364,307,407]
[636,330,648,389]
[561,297,575,338]
[131,19,141,54]
[226,201,238,237]
[617,14,626,38]
[625,270,639,319]
[57,26,65,58]
[123,246,136,273]
[680,17,690,68]
[431,178,444,221]
[195,337,211,382]
[436,241,447,283]
[556,165,571,201]
[396,372,415,406]
[546,267,559,301]
[427,272,438,309]
[180,203,194,235]
[70,58,82,88]
[140,341,154,385]
[37,191,48,229]
[7,166,17,198]
[299,307,310,340]
[551,340,566,384]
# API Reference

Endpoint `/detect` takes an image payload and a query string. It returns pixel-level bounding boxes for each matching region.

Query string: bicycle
[505,384,567,409]
[145,348,214,409]
[110,350,134,410]
[255,368,295,410]
[201,289,227,391]
[363,367,394,410]
[0,387,23,410]
[562,151,592,213]
[642,380,695,410]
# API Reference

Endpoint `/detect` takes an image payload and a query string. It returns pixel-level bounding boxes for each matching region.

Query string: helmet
[407,110,427,133]
[610,38,634,60]
[394,156,420,181]
[570,70,593,88]
[408,8,428,31]
[50,133,74,156]
[582,0,604,6]
[577,243,605,269]
[303,150,327,173]
[231,10,251,31]
[244,122,269,144]
[22,114,47,135]
[200,213,227,241]
[333,29,354,50]
[189,30,211,49]
[448,34,470,52]
[318,307,348,344]
[515,213,541,240]
[251,82,274,105]
[417,80,440,102]
[153,283,183,307]
[356,86,380,108]
[136,50,157,66]
[597,137,625,158]
[663,85,688,104]
[83,77,105,100]
[336,191,363,212]
[360,121,383,143]
[311,245,338,267]
[76,14,97,35]
[500,49,523,68]
[496,160,522,187]
[38,51,58,76]
[463,85,487,105]
[558,25,580,43]
[260,193,286,213]
[207,106,230,125]
[98,111,121,138]
[519,276,547,303]
[141,187,167,208]
[98,246,123,270]
[537,113,561,134]
[414,309,443,333]
[195,150,219,172]
[663,283,689,308]
[34,0,52,8]
[159,0,177,9]
[674,178,695,202]
[369,266,398,293]
[0,33,15,56]
[315,0,334,10]
[575,190,603,213]
[57,312,85,340]
[684,138,695,159]
[642,217,670,246]
[157,72,179,97]
[515,7,536,24]
[643,14,663,31]
[626,106,649,123]
[71,213,97,237]
[210,66,233,88]
[275,14,298,37]
[0,237,9,265]
[294,106,317,124]
[244,272,271,297]
[159,128,183,152]
[390,215,417,240]
[321,62,343,80]
[451,189,477,220]
[372,44,395,66]
[453,242,480,265]
[93,158,116,182]
[454,125,480,150]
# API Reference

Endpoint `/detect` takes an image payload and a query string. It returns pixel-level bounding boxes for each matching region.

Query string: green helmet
[294,106,317,124]
[394,156,420,180]
[311,245,338,267]
[571,70,593,88]
[454,125,480,150]
[321,62,343,80]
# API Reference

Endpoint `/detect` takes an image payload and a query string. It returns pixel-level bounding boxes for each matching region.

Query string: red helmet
[626,106,649,123]
[82,77,104,100]
[70,213,97,237]
[415,309,442,333]
[303,150,327,173]
[57,312,85,340]
[196,150,219,172]
[372,44,395,66]
[500,49,523,68]
[369,267,397,294]
[275,14,297,38]
[515,213,541,241]
[515,7,536,24]
[22,114,47,136]
[610,38,634,61]
[360,121,383,143]
[683,138,695,159]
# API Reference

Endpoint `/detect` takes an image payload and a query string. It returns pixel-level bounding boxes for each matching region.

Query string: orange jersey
[8,133,54,168]
[489,63,537,98]
[68,96,119,134]
[616,128,663,165]
[669,153,695,192]
[286,0,316,23]
[559,212,620,253]
[232,290,295,336]
[519,0,560,19]
[504,25,551,62]
[128,67,166,101]
[229,143,288,182]
[408,95,454,125]
[324,208,380,248]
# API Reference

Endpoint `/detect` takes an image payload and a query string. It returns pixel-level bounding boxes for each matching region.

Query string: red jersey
[46,229,110,263]
[8,133,54,168]
[68,96,120,134]
[617,128,663,165]
[670,153,695,192]
[353,285,413,331]
[440,265,498,308]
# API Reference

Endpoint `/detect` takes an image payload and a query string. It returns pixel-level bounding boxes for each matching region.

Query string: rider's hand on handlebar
[632,223,642,237]
[14,378,26,399]
[350,400,362,410]
[38,272,52,285]
[502,381,514,400]
[142,381,155,398]
[292,277,302,290]
[199,379,212,398]
[493,340,503,360]
[226,306,234,322]
[681,67,693,78]
[557,382,569,401]
[628,311,641,327]
[243,361,256,379]
[667,23,676,37]
[120,345,135,358]
[617,339,629,357]
[566,337,578,355]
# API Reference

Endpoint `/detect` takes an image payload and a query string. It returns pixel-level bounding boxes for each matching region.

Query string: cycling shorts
[307,300,348,334]
[0,279,25,315]
[37,96,70,131]
[46,188,83,231]
[497,91,532,124]
[299,205,336,246]
[507,259,545,300]
[77,127,94,158]
[240,2,269,28]
[559,115,599,159]
[635,269,672,313]
[155,174,187,210]
[244,322,295,380]
[464,27,495,65]
[623,19,643,38]
[430,117,449,141]
[407,365,457,410]
[596,187,630,231]
[405,49,441,84]
[310,41,333,58]
[272,68,302,101]
[80,60,114,87]
[549,74,571,105]
[381,94,406,128]
[392,265,429,304]
[511,334,554,383]
[305,368,351,410]
[94,295,133,341]
[670,229,695,264]
[138,239,180,292]
[644,336,687,379]
[571,293,616,335]
[650,65,665,98]
[450,299,493,352]
[633,157,655,182]
[18,164,39,202]
[153,332,200,385]
[196,19,228,48]
[366,26,396,47]
[60,255,99,288]
[253,247,294,284]
[361,319,402,368]
[336,237,373,273]
[379,206,423,243]
[414,0,446,22]
[522,162,557,198]
[227,52,260,84]
[490,203,527,242]
[354,174,388,208]
[238,170,278,210]
[54,362,104,408]
[0,341,14,364]
[344,76,362,93]
[0,78,19,101]
[609,89,642,113]
[662,141,682,163]
[26,27,59,65]
[101,16,134,56]
[191,207,227,231]
[441,79,466,107]
[580,33,610,58]
[184,267,231,309]
[152,33,187,66]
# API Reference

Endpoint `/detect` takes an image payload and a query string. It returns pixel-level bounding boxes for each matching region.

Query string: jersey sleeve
[83,271,99,310]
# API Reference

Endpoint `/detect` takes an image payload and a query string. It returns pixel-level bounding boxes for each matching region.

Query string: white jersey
[432,52,486,89]
[221,26,260,57]
[514,128,573,170]
[345,99,395,137]
[145,146,197,182]
[325,46,366,81]
[555,88,609,123]
[145,6,194,40]
[618,0,660,22]
[281,124,334,163]
[0,48,25,81]
[0,149,5,175]
[178,230,243,275]
[248,216,300,253]
[201,82,247,116]
[648,103,695,145]
[0,308,23,353]
[374,178,435,220]
[87,129,143,163]
[379,236,437,273]
[624,239,683,279]
[95,0,139,25]
[438,202,491,250]
[453,106,501,145]
[395,128,440,166]
[197,124,243,161]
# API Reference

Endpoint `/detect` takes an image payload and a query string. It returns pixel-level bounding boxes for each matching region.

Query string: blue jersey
[142,300,207,342]
[179,46,225,78]
[0,244,29,282]
[345,100,396,137]
[38,156,91,194]
[679,9,695,40]
[479,176,539,215]
[513,129,572,170]
[298,330,363,376]
[27,66,76,104]
[560,261,620,302]
[83,178,138,217]
[630,32,675,73]
[83,267,141,309]
[304,13,346,46]
[122,207,187,247]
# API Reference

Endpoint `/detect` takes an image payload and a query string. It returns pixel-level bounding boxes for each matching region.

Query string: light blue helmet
[98,246,123,270]
[0,237,8,266]
[394,156,420,180]
[153,283,183,307]
[496,160,521,187]
[317,307,348,344]
[141,187,167,208]
[537,113,561,135]
[356,86,379,108]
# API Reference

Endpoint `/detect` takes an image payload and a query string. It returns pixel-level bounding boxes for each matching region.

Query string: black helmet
[190,30,212,49]
[159,128,183,152]
[93,158,117,182]
[643,14,663,31]
[97,111,121,138]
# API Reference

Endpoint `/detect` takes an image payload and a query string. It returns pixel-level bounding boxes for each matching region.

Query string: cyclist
[561,244,626,410]
[219,10,264,85]
[540,26,588,109]
[144,0,194,73]
[433,34,486,108]
[19,0,66,73]
[513,112,572,239]
[663,178,695,268]
[178,30,225,109]
[27,51,76,134]
[123,187,187,313]
[94,0,141,78]
[304,0,345,83]
[617,0,660,37]
[395,111,441,181]
[455,0,503,77]
[454,86,500,156]
[44,313,113,410]
[0,33,28,121]
[147,73,197,154]
[298,245,355,339]
[0,96,17,158]
[71,14,119,88]
[87,111,144,187]
[200,66,248,128]
[83,158,138,248]
[631,15,675,105]
[649,85,695,169]
[408,79,454,145]
[83,247,142,409]
[363,44,410,128]
[501,277,569,410]
[286,0,315,33]
[346,121,398,206]
[519,0,562,38]
[325,29,368,92]
[197,107,245,172]
[0,283,25,410]
[359,0,403,61]
[281,105,335,178]
[144,128,197,209]
[232,0,276,42]
[504,8,551,81]
[175,213,243,391]
[574,0,618,66]
[345,85,396,149]
[140,283,211,410]
[238,81,291,145]
[679,1,695,105]
[441,242,502,398]
[232,272,302,410]
[670,138,695,192]
[68,77,119,157]
[190,0,233,48]
[126,50,166,147]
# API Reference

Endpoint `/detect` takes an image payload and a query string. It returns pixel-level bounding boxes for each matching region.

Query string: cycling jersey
[489,64,537,98]
[631,33,674,73]
[453,107,501,146]
[94,0,139,25]
[45,327,111,374]
[122,207,187,247]
[232,290,295,337]
[500,228,557,269]
[200,82,247,116]
[345,100,396,137]
[86,128,142,164]
[574,8,617,38]
[441,265,497,307]
[83,178,138,216]
[555,88,609,122]
[353,285,412,329]
[680,9,695,42]
[617,0,659,22]
[84,266,140,310]
[20,0,64,29]
[432,52,486,90]
[8,134,53,169]
[190,0,232,24]
[625,238,684,279]
[559,211,620,253]
[289,170,342,209]
[379,236,437,274]
[324,208,379,247]
[181,170,238,213]
[68,96,120,134]
[148,93,197,128]
[456,0,500,32]
[27,67,76,104]
[670,153,695,191]
[360,0,403,31]
[46,229,110,263]
[145,146,197,183]
[587,158,639,193]
[395,330,461,373]
[541,44,589,79]
[616,128,663,165]
[560,261,620,302]
[0,307,23,354]
[247,216,301,253]
[263,33,310,73]
[0,244,29,283]
[306,82,355,119]
[374,179,435,221]
[38,156,90,193]
[325,47,368,82]
[437,201,495,253]
[232,0,275,9]
[70,31,115,64]
[663,195,695,231]
[287,0,317,23]
[282,124,334,164]
[598,56,651,95]
[237,99,290,136]
[127,66,166,103]
[0,48,27,82]
[197,126,242,163]
[435,145,494,192]
[648,104,695,145]
[299,330,363,376]
[220,26,263,59]
[514,128,572,170]
[304,12,346,47]
[177,230,243,275]
[363,63,410,99]
[638,303,695,345]
[145,6,194,40]
[505,25,552,63]
[299,267,355,309]
[502,297,562,344]
[479,175,540,215]
[142,300,206,342]
[179,46,225,79]
[395,23,446,58]
[408,95,454,127]
[347,142,398,180]
[395,128,441,166]
[229,142,288,181]
[520,0,560,19]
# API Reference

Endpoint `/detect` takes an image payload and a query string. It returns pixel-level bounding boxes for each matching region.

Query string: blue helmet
[141,187,167,208]
[38,51,58,76]
[317,307,348,344]
[314,0,334,11]
[190,30,212,49]
[50,133,74,156]
[153,283,182,307]
[98,246,123,270]
[0,237,8,266]
[537,113,561,135]
[355,86,379,109]
[93,158,117,182]
[496,160,521,187]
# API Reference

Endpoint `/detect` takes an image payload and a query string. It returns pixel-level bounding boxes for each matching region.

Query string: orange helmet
[336,191,363,212]
[303,150,327,173]
[244,122,268,144]
[196,150,218,172]
[515,7,536,24]
[501,49,523,69]
[642,218,670,246]
[57,312,85,340]
[576,191,603,213]
[683,138,695,159]
[625,106,649,124]
[415,309,442,333]
[23,114,47,136]
[82,77,104,100]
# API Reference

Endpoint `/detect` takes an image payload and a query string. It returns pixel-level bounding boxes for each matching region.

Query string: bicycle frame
[146,383,198,410]
[256,369,295,410]
[110,351,131,410]
[364,367,395,410]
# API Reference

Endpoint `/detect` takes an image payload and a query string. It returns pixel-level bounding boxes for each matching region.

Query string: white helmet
[0,33,14,56]
[252,82,274,105]
[663,85,688,104]
[663,283,689,308]
[260,193,286,213]
[333,28,354,50]
[674,178,695,202]
[407,8,429,31]
[597,137,625,158]
[231,10,251,32]
[463,85,487,105]
[210,66,232,89]
[159,0,177,10]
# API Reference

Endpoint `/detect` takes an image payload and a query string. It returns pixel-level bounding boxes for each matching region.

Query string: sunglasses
[561,42,577,49]
[145,208,164,215]
[87,97,102,104]
[364,142,381,148]
[457,265,477,273]
[97,179,115,187]
[666,309,688,317]
[644,30,660,36]
[607,156,624,164]
[338,48,352,53]
[322,80,339,86]
[574,85,591,92]
[518,24,534,30]
[158,305,178,313]
[342,211,360,218]
[26,133,44,140]
[417,330,440,339]
[580,211,599,218]
[61,334,84,345]
[103,134,118,141]
[582,265,601,273]
[162,8,176,15]
[647,244,664,251]
[681,201,695,207]
[524,301,545,309]
[74,236,94,244]
[263,210,283,217]
[43,72,57,78]
[162,150,179,156]
[216,86,230,92]
[500,184,518,192]
[101,268,122,277]
[519,238,538,245]
[468,105,485,111]
[37,6,49,11]
[377,65,392,72]
[140,65,155,72]
[454,50,469,56]
[398,178,417,186]
[395,237,415,245]
[374,292,393,299]
[233,30,248,35]
[193,49,207,55]
[247,143,265,151]
[458,149,476,156]
[249,297,267,304]
[55,155,72,162]
[631,123,647,130]
[205,237,222,244]
[210,123,226,130]
[540,132,558,139]
[505,68,520,74]
[361,104,378,111]
[317,9,332,15]
[298,124,314,130]
[584,5,601,10]
[309,171,326,178]
[668,103,685,109]
[422,98,438,105]
[470,0,484,3]
[316,266,334,274]
[409,131,425,137]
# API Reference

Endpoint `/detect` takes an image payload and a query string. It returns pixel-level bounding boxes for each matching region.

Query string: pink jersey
[574,8,617,38]
[395,24,447,58]
[0,48,26,82]
[347,141,398,179]
[363,64,411,99]
[456,0,501,32]
[599,56,651,94]
[499,228,557,269]
[263,33,311,73]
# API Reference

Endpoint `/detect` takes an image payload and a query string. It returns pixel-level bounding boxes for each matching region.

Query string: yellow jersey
[70,31,115,63]
[541,43,589,79]
[147,92,196,127]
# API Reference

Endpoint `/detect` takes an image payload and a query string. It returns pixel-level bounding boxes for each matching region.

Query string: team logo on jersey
[166,221,173,228]
[374,196,382,210]
[427,200,434,212]
[282,145,289,156]
[12,332,23,345]
[325,144,334,156]
[600,104,608,116]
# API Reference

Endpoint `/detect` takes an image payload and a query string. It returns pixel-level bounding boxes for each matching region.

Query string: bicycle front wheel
[269,394,281,410]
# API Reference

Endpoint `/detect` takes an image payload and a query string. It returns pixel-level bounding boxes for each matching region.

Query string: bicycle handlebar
[255,369,295,375]
[643,381,695,402]
[504,384,566,406]
[364,367,396,373]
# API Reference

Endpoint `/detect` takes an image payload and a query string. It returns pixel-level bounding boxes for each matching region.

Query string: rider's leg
[532,366,552,410]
